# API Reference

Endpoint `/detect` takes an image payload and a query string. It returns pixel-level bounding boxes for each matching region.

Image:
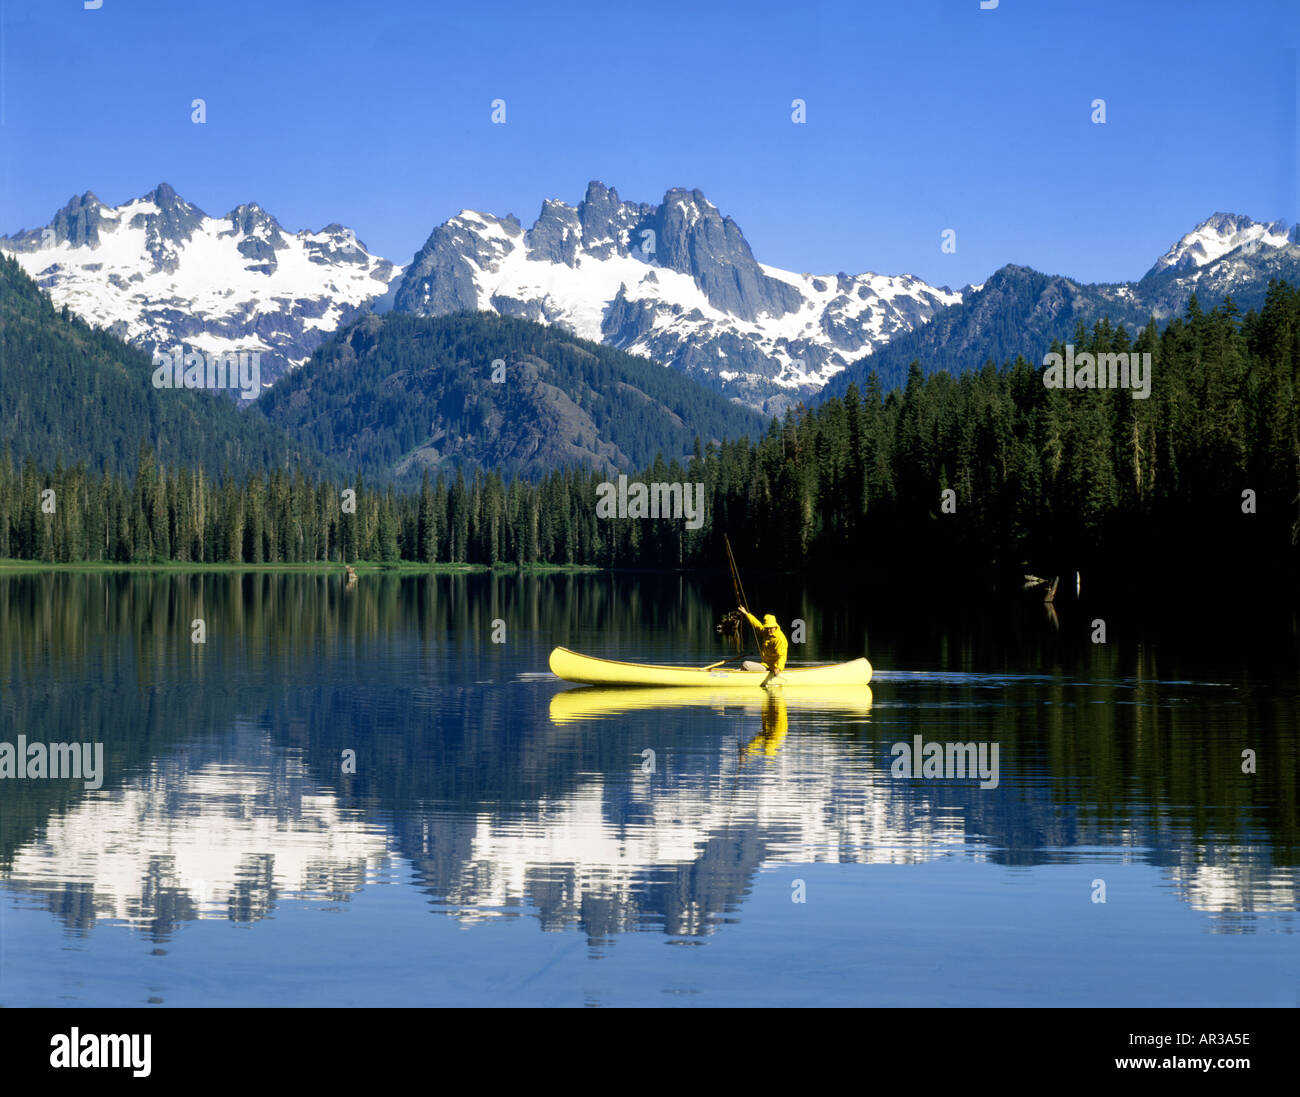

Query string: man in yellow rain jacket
[738,606,788,687]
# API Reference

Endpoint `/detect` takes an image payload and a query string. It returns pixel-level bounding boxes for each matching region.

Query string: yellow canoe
[547,646,872,688]
[549,684,873,724]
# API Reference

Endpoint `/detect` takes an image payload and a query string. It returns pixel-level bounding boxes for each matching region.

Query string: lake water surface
[1,571,1296,1007]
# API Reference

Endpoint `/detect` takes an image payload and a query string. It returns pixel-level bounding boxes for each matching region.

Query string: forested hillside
[254,311,768,481]
[0,254,328,479]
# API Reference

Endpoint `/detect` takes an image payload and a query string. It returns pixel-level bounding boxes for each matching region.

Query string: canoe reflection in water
[548,684,872,765]
[547,684,873,725]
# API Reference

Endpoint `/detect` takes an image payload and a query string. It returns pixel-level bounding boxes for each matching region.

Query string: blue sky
[0,0,1295,288]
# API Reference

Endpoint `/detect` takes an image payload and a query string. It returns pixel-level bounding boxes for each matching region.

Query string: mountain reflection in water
[1,572,1295,1003]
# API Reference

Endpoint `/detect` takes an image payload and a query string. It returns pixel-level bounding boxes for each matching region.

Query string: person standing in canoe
[738,606,788,687]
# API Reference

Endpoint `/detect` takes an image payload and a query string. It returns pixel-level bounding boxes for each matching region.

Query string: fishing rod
[723,533,761,653]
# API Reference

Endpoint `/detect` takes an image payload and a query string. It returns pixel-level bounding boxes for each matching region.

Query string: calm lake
[1,571,1296,1007]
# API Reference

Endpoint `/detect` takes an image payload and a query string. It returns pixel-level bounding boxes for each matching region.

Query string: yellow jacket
[741,609,788,672]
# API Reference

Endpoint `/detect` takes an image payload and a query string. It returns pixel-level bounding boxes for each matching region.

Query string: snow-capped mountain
[0,184,400,390]
[4,185,1296,411]
[1146,212,1296,276]
[394,182,963,413]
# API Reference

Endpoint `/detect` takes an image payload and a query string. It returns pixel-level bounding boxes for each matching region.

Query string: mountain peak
[226,200,277,223]
[583,180,618,205]
[146,181,180,205]
[41,191,111,248]
[221,202,288,262]
[134,182,208,219]
[661,186,717,223]
[1148,212,1292,277]
[664,185,712,204]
